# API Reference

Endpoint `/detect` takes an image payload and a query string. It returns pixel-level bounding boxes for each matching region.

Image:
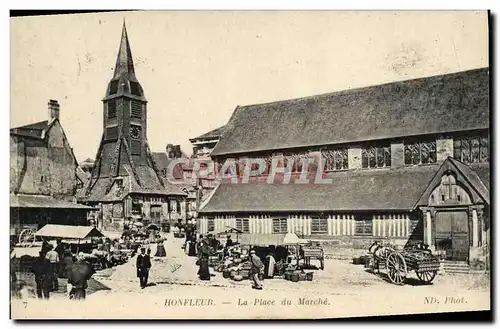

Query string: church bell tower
[80,22,186,232]
[83,21,172,204]
[102,21,148,164]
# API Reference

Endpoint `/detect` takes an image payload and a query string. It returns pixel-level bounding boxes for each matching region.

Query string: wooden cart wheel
[416,270,437,284]
[386,252,407,285]
[18,228,36,247]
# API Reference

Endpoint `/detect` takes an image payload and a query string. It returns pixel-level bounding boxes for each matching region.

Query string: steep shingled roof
[199,166,440,213]
[190,125,226,141]
[10,120,49,139]
[113,21,137,81]
[211,68,489,156]
[200,159,490,213]
[152,152,186,180]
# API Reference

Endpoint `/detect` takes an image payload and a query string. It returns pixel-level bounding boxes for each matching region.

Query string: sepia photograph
[9,10,490,320]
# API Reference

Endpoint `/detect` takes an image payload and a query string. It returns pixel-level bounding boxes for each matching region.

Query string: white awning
[35,224,104,240]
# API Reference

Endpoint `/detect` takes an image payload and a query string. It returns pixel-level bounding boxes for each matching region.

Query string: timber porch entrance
[434,209,469,261]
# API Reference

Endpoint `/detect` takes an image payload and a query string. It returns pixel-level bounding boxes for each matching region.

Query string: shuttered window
[311,217,328,234]
[272,218,288,233]
[235,218,250,233]
[130,140,141,156]
[107,100,117,119]
[105,126,118,140]
[131,100,142,118]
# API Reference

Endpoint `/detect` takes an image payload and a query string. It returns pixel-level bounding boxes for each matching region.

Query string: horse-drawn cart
[367,241,440,285]
[10,225,38,247]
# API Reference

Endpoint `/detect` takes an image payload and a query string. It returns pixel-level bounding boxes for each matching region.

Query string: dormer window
[109,80,119,95]
[114,177,123,188]
[130,81,141,96]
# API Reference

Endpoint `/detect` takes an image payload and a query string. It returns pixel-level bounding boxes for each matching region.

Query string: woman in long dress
[197,240,212,280]
[188,236,197,257]
[265,252,276,279]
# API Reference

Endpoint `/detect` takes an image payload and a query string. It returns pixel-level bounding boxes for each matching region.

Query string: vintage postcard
[9,10,490,320]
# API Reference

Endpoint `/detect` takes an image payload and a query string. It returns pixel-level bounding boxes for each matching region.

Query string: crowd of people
[10,223,289,301]
[182,231,273,290]
[29,240,95,300]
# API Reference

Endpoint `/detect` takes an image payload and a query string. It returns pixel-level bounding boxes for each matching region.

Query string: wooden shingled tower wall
[82,22,167,202]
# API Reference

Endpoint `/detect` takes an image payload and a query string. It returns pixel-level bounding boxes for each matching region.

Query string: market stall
[210,226,243,244]
[34,224,108,270]
[215,233,322,282]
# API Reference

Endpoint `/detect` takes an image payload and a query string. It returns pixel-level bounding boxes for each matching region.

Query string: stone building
[189,126,226,201]
[198,68,490,266]
[79,23,186,231]
[10,99,93,236]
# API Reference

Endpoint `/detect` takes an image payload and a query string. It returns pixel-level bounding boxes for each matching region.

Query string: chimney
[48,99,60,120]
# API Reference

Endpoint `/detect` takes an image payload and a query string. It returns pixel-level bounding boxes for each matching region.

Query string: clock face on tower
[130,125,141,140]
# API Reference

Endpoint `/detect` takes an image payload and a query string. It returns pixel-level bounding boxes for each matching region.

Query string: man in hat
[32,251,52,299]
[67,252,94,300]
[249,250,264,290]
[136,247,151,289]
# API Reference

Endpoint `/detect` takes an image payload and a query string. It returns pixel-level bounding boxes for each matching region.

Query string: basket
[306,272,313,281]
[233,275,244,281]
[223,270,230,278]
[290,273,300,282]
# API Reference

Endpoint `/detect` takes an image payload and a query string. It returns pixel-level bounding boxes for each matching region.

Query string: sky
[10,11,488,162]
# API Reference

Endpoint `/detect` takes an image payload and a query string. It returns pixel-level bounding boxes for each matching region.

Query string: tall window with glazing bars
[362,143,391,169]
[321,148,348,171]
[453,133,489,164]
[404,139,437,165]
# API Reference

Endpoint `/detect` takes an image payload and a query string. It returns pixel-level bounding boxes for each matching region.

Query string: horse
[367,241,394,274]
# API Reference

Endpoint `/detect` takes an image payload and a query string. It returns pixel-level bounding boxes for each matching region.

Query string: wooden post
[472,209,478,247]
[426,211,432,246]
[406,214,410,237]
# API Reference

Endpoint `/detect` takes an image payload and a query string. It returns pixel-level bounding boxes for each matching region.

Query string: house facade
[189,126,226,201]
[79,23,186,231]
[198,68,490,265]
[10,100,93,240]
[153,145,198,224]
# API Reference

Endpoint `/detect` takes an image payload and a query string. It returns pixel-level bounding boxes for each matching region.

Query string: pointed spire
[113,20,136,80]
